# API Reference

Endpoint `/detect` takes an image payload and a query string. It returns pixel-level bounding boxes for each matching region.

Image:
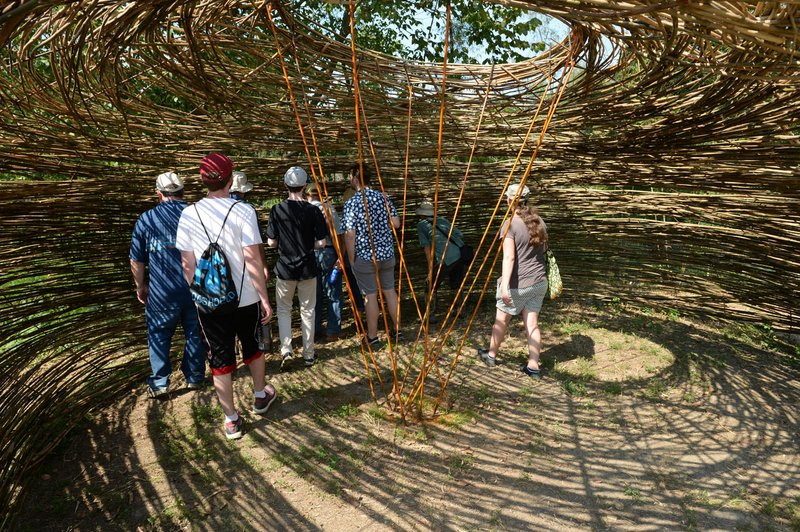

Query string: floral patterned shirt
[342,187,398,261]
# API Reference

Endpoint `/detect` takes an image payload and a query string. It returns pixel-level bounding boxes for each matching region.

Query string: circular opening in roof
[292,1,567,64]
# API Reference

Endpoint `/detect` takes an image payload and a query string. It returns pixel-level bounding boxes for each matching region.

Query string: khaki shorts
[352,256,396,295]
[495,278,547,315]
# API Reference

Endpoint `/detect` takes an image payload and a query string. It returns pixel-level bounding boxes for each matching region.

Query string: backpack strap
[434,219,463,248]
[194,201,241,245]
[214,201,241,243]
[194,201,247,300]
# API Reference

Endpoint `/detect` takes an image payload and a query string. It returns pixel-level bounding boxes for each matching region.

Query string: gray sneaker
[477,348,496,367]
[148,386,168,399]
[280,353,292,370]
[224,415,243,440]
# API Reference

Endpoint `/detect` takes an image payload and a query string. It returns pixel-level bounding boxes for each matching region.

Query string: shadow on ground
[16,302,800,530]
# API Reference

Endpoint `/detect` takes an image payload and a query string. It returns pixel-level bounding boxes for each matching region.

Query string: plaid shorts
[495,278,547,315]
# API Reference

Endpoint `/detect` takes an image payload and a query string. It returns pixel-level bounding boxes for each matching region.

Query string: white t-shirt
[176,197,262,307]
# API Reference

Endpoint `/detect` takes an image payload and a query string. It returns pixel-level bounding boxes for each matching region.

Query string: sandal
[519,364,542,380]
[477,348,496,367]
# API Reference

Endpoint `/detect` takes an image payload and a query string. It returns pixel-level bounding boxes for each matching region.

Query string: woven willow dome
[1,0,799,521]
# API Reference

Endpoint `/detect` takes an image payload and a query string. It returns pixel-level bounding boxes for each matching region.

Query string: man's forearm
[130,260,146,287]
[180,251,196,284]
[345,231,356,264]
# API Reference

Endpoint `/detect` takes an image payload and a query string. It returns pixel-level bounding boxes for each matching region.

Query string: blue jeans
[315,247,342,335]
[146,302,206,390]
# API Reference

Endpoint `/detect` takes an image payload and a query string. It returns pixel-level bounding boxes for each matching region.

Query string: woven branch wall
[1,0,799,521]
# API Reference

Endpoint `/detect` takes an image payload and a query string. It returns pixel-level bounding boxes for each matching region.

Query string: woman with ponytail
[478,183,549,379]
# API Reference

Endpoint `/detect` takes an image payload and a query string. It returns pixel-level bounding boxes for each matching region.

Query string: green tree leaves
[291,0,544,64]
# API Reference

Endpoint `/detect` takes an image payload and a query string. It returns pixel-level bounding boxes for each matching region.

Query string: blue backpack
[190,202,244,315]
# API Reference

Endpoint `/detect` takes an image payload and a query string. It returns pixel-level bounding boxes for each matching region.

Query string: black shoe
[360,336,386,351]
[393,330,406,344]
[520,364,542,380]
[477,348,496,367]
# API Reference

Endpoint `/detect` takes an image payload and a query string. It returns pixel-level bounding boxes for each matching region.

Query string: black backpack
[189,202,244,315]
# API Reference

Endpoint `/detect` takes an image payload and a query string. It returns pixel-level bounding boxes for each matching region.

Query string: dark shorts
[198,303,262,375]
[430,259,466,292]
[352,256,395,295]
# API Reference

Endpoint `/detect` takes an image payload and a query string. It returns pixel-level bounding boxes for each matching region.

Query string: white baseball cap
[505,183,530,199]
[284,166,308,187]
[156,172,184,193]
[230,171,253,193]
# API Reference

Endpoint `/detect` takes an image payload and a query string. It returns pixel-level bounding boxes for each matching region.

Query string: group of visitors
[130,153,550,439]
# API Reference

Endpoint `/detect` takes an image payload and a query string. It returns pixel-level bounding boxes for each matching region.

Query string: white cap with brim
[284,166,308,187]
[156,172,184,193]
[230,171,253,193]
[505,183,530,199]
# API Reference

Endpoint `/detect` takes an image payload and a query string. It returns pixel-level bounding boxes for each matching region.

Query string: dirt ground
[16,301,800,531]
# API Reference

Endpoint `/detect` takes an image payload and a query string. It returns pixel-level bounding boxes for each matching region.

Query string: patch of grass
[437,409,478,428]
[722,321,779,350]
[723,495,750,511]
[759,495,779,517]
[333,402,359,418]
[683,507,698,530]
[239,453,264,472]
[147,497,195,529]
[624,486,646,504]
[608,339,625,350]
[325,478,343,495]
[474,385,492,405]
[447,453,475,477]
[527,434,546,458]
[643,378,668,400]
[604,382,623,395]
[562,380,588,396]
[684,489,714,506]
[557,319,591,335]
[364,404,389,422]
[279,380,308,399]
[301,443,340,472]
[518,385,535,398]
[790,497,800,530]
[191,402,220,426]
[394,427,410,442]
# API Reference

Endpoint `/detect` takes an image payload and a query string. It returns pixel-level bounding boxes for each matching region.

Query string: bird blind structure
[0,0,799,523]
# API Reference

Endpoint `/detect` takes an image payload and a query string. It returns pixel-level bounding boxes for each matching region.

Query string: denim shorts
[495,278,547,315]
